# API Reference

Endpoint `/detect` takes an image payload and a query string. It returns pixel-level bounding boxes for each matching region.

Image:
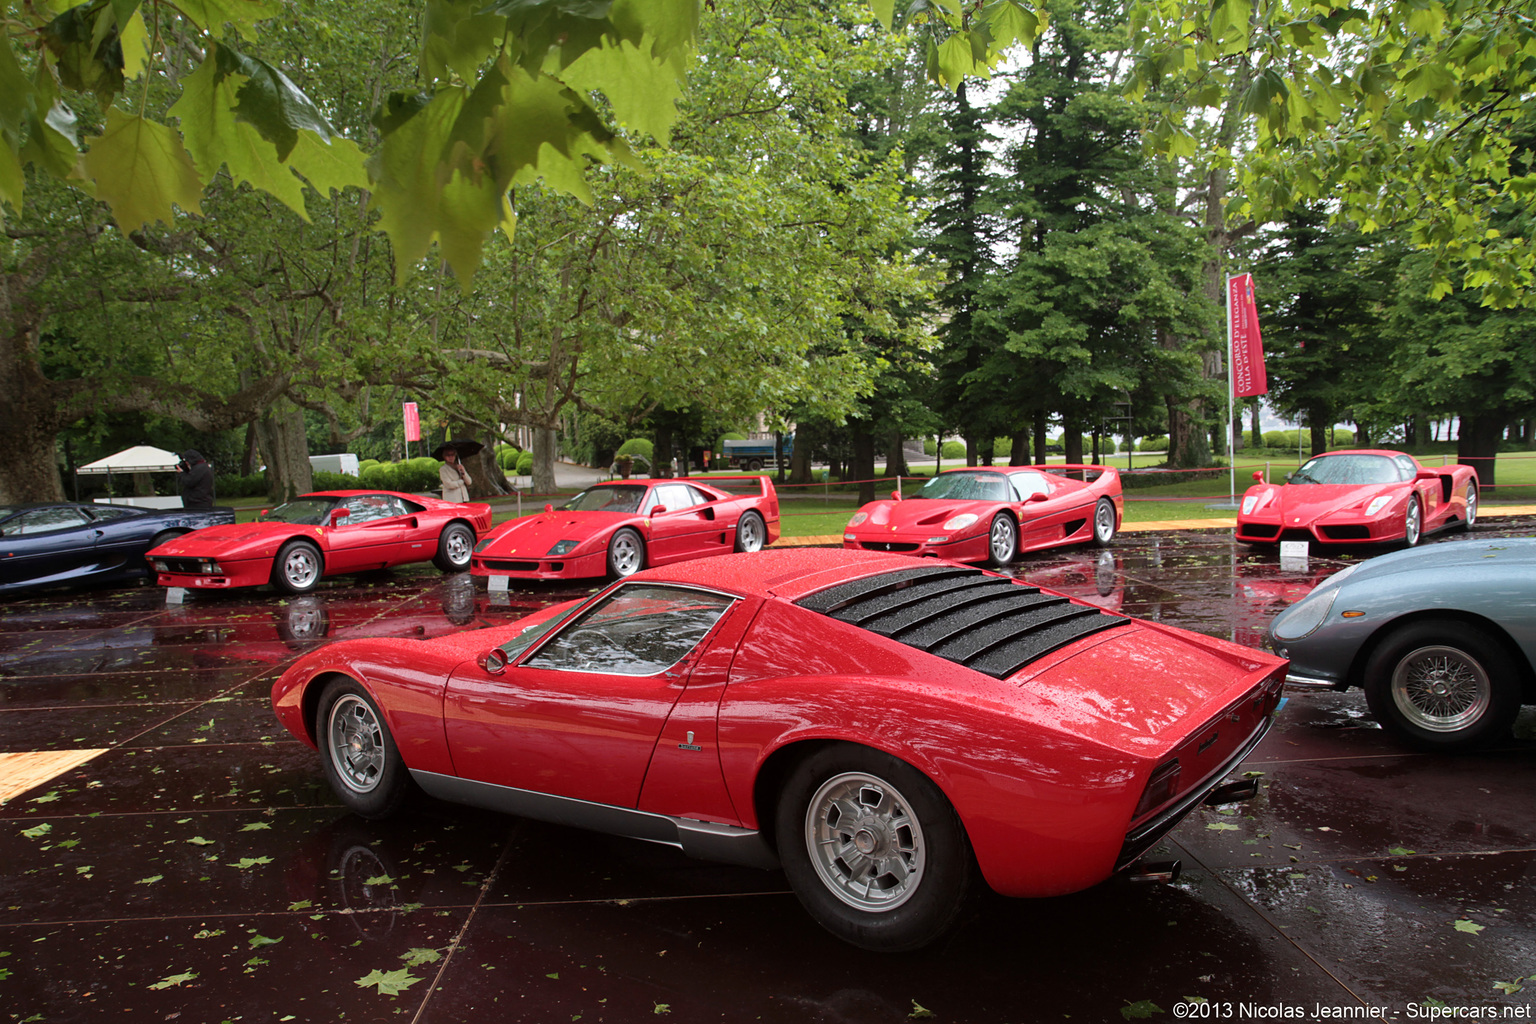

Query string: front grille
[797,565,1129,679]
[1279,529,1315,544]
[1319,525,1370,540]
[857,541,921,552]
[1240,523,1281,539]
[484,559,539,571]
[157,557,205,574]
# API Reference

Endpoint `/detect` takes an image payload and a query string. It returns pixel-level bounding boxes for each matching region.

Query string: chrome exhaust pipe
[1126,859,1181,884]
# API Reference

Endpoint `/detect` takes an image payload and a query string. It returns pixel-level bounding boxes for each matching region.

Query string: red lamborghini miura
[843,465,1122,565]
[1236,449,1478,548]
[272,548,1285,951]
[148,490,493,594]
[470,476,779,582]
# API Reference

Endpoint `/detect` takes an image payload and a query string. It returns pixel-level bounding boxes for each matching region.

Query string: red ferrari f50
[272,548,1285,950]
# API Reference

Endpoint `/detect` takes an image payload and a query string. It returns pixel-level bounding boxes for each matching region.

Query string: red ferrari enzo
[470,476,779,582]
[272,548,1285,951]
[148,490,493,594]
[1236,449,1477,548]
[843,465,1122,566]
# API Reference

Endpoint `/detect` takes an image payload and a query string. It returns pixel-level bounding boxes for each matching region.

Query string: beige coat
[440,460,472,502]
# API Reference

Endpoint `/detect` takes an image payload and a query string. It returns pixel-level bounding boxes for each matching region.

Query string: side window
[9,508,91,535]
[343,495,397,524]
[1393,456,1417,482]
[87,507,137,522]
[649,484,697,513]
[1010,473,1049,501]
[524,585,736,676]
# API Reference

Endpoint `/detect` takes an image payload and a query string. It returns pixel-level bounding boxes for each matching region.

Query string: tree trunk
[977,437,994,466]
[1009,428,1030,466]
[1457,413,1504,488]
[1249,400,1263,449]
[531,426,558,494]
[789,439,812,484]
[964,436,977,467]
[885,430,906,477]
[255,403,312,504]
[653,425,674,478]
[852,429,876,504]
[1063,423,1084,466]
[1309,420,1327,458]
[240,423,260,476]
[1032,410,1048,465]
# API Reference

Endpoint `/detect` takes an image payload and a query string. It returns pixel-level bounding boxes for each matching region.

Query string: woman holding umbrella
[434,440,481,503]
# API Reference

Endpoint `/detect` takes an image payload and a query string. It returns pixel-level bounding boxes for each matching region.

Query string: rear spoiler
[1040,464,1119,486]
[699,474,776,497]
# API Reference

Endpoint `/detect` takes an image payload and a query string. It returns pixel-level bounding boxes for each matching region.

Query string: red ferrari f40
[471,475,779,582]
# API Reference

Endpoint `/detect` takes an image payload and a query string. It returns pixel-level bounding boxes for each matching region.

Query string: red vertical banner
[1229,273,1268,398]
[403,402,421,443]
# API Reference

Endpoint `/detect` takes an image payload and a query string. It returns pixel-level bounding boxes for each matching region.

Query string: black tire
[986,513,1017,567]
[735,511,767,553]
[1362,621,1522,751]
[272,540,323,594]
[317,677,411,819]
[775,745,975,952]
[1091,498,1117,547]
[746,458,763,472]
[433,522,475,572]
[607,527,646,579]
[1403,495,1423,547]
[147,529,183,552]
[1462,482,1478,531]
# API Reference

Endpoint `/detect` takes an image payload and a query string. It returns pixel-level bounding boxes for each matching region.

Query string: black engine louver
[796,564,1129,679]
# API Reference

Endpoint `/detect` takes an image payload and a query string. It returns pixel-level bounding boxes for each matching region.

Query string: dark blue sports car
[0,502,235,594]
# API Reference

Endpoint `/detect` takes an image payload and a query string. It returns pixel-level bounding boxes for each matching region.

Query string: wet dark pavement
[4,522,1535,1023]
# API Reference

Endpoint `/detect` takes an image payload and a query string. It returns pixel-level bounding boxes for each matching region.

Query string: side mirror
[1415,468,1438,481]
[651,505,668,515]
[891,489,902,501]
[258,508,269,518]
[478,647,507,675]
[1027,492,1049,503]
[544,503,554,513]
[1252,470,1265,482]
[329,508,351,526]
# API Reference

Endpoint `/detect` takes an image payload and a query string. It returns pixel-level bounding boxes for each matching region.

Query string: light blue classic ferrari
[1268,539,1536,751]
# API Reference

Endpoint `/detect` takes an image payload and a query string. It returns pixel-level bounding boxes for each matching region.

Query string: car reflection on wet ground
[3,521,1534,1023]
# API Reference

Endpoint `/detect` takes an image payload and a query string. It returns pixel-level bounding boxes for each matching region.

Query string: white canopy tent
[76,445,182,474]
[75,445,185,507]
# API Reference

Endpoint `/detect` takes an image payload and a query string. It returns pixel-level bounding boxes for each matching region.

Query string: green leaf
[400,948,442,966]
[1121,1000,1163,1019]
[147,971,198,990]
[1492,980,1524,995]
[286,130,370,197]
[559,36,685,140]
[1206,822,1240,831]
[175,0,279,40]
[369,87,465,279]
[1388,847,1415,856]
[215,44,336,160]
[909,1000,935,1019]
[240,822,271,831]
[42,4,126,103]
[82,109,204,230]
[355,968,421,997]
[248,934,282,948]
[20,824,52,839]
[232,856,273,868]
[1453,919,1484,934]
[0,37,31,131]
[21,99,83,180]
[868,0,894,28]
[136,875,163,885]
[186,836,215,846]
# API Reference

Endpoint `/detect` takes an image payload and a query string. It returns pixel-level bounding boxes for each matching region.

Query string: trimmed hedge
[615,438,654,462]
[515,451,534,476]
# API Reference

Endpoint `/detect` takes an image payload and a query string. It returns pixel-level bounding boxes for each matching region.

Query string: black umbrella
[431,439,485,461]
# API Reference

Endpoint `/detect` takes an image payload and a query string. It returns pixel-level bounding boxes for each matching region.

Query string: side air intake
[797,564,1129,679]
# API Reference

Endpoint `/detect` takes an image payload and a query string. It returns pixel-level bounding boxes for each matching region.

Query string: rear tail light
[1133,758,1181,820]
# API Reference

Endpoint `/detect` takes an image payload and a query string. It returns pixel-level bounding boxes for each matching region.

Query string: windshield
[917,471,1011,502]
[560,485,647,514]
[1290,455,1401,486]
[261,497,337,525]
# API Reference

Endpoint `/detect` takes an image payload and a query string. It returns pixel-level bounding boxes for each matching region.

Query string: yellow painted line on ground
[0,749,108,805]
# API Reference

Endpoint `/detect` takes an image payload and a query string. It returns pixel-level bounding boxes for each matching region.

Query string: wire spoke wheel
[1391,645,1492,733]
